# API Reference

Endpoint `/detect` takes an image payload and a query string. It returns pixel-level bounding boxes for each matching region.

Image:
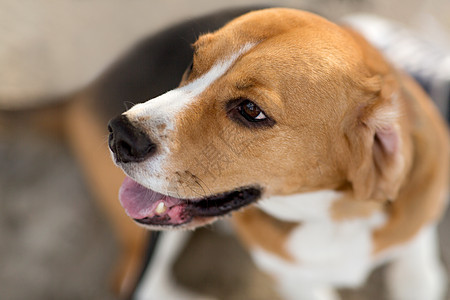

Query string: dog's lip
[119,176,261,227]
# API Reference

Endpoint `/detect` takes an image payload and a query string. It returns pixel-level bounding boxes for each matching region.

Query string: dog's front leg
[385,224,447,300]
[133,230,213,300]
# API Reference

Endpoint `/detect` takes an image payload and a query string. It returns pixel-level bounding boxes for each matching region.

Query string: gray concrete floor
[1,1,449,299]
[0,128,118,300]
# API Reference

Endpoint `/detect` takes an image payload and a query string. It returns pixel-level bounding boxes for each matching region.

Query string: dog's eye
[238,100,267,122]
[227,99,275,128]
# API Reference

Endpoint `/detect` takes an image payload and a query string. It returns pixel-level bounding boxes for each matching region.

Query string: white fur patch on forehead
[124,42,257,125]
[181,42,256,96]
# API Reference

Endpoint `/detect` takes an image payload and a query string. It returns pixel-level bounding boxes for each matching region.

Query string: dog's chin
[119,176,262,230]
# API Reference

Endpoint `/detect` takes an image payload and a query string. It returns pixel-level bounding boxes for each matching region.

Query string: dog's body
[107,8,449,300]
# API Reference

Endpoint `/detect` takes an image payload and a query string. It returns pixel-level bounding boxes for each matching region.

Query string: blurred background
[0,0,449,299]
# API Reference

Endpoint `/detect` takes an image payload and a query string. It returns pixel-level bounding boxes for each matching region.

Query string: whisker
[123,101,137,111]
[194,175,211,196]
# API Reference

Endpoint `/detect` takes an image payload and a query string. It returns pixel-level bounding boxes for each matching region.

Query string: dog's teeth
[155,201,167,214]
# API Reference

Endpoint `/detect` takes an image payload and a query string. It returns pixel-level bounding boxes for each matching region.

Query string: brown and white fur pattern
[109,8,449,300]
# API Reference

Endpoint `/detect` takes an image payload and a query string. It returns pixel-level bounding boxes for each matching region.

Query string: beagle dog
[107,8,449,300]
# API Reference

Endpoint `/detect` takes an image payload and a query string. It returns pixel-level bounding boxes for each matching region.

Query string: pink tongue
[119,176,180,219]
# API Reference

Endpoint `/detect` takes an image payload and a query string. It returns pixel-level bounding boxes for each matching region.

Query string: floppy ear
[345,76,408,202]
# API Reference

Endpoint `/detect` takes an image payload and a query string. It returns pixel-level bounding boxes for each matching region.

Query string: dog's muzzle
[108,115,156,163]
[107,115,264,229]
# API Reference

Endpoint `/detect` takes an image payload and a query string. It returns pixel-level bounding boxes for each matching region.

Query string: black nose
[108,115,156,163]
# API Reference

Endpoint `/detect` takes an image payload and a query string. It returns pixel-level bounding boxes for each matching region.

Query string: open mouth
[119,176,261,227]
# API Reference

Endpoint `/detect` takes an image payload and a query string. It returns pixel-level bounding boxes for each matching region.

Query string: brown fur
[233,207,299,261]
[331,193,383,221]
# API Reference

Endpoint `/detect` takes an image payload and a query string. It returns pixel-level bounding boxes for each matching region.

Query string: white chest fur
[258,190,344,222]
[254,190,386,292]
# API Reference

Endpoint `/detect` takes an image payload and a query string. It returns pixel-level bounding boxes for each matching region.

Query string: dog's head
[108,8,409,230]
